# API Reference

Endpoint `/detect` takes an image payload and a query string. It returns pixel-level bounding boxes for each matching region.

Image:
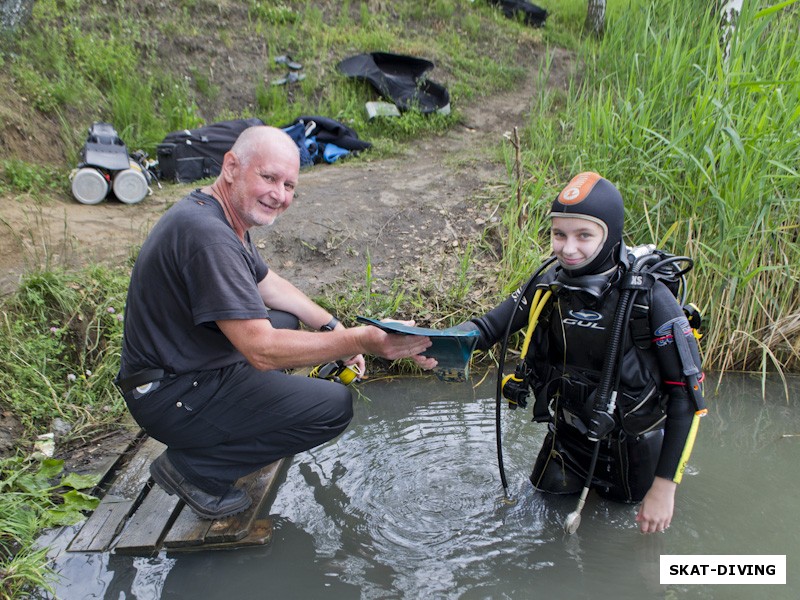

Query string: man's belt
[115,369,166,394]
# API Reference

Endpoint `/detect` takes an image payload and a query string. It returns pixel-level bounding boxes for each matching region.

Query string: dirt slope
[1,48,574,308]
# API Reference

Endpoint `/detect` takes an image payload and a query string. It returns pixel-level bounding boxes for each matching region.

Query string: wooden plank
[107,437,165,496]
[185,519,274,552]
[70,435,288,554]
[64,426,142,486]
[84,433,139,488]
[164,519,274,553]
[67,496,139,553]
[159,509,213,549]
[111,485,182,555]
[163,458,286,549]
[67,437,165,552]
[204,459,286,544]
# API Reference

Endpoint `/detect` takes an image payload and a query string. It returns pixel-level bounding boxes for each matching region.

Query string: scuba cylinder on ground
[112,160,150,204]
[71,167,111,205]
[71,122,151,205]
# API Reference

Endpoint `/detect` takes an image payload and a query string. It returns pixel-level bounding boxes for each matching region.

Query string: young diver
[458,172,705,533]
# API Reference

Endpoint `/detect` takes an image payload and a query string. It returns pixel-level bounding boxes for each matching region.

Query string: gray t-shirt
[119,190,269,376]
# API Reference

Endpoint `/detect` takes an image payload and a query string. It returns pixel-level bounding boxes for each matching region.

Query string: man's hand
[635,476,677,533]
[363,319,432,361]
[375,319,436,369]
[341,354,367,377]
[217,316,432,372]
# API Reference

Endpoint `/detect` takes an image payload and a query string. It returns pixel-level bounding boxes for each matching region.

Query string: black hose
[494,257,556,496]
[591,287,633,420]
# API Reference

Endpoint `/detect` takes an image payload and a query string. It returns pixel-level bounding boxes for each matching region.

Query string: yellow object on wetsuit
[519,289,552,361]
[501,288,552,407]
[674,410,706,483]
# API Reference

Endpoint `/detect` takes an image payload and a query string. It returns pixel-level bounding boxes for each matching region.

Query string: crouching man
[117,126,433,519]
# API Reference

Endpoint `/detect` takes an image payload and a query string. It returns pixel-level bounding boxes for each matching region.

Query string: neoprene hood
[550,172,624,277]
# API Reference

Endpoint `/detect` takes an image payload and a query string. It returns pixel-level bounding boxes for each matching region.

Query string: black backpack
[156,118,264,183]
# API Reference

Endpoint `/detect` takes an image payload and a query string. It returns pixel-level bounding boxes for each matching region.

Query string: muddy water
[42,372,799,599]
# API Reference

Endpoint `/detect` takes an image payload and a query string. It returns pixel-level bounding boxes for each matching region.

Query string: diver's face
[551,216,606,271]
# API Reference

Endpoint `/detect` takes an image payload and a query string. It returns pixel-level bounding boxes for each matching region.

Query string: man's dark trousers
[123,362,353,495]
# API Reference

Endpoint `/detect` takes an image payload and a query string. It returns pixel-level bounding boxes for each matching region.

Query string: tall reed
[509,0,800,372]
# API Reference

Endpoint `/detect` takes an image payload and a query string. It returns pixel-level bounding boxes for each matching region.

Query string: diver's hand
[635,476,676,533]
[412,355,438,370]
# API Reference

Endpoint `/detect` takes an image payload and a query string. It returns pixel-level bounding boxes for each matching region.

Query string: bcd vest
[528,276,667,437]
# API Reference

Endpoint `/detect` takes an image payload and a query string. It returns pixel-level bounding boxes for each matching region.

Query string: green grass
[0,266,128,598]
[503,0,800,373]
[0,454,101,600]
[0,267,130,438]
[0,160,63,195]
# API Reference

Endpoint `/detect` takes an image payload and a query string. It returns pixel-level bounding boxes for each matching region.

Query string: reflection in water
[42,373,799,599]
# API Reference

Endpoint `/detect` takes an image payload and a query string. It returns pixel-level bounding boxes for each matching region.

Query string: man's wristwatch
[320,317,340,332]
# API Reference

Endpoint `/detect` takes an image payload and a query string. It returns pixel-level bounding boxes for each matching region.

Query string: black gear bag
[156,118,265,183]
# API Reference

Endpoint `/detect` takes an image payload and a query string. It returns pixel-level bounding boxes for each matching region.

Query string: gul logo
[512,288,529,311]
[563,309,605,329]
[557,172,602,205]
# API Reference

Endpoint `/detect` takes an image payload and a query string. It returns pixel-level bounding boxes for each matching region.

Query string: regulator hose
[494,257,556,498]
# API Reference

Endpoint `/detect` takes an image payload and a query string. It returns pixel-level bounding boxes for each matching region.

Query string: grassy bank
[0,268,127,599]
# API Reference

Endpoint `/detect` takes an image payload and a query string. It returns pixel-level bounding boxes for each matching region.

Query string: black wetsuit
[468,261,703,502]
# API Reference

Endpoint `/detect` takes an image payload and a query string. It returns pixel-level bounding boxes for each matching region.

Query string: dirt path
[0,48,574,305]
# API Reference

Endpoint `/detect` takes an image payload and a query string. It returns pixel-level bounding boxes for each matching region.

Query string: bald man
[117,126,433,519]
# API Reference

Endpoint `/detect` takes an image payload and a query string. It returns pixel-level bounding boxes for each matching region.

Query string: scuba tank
[71,122,152,205]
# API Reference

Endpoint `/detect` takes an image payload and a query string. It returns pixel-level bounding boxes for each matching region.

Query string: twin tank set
[70,122,150,205]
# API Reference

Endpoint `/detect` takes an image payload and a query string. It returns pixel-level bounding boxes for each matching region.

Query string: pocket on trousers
[127,371,228,446]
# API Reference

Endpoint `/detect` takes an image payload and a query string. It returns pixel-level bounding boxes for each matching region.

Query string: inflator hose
[587,253,660,440]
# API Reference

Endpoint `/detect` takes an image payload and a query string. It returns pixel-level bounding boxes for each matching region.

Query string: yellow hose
[519,289,552,360]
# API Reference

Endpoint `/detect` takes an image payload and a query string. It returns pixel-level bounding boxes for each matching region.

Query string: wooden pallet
[68,435,287,555]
